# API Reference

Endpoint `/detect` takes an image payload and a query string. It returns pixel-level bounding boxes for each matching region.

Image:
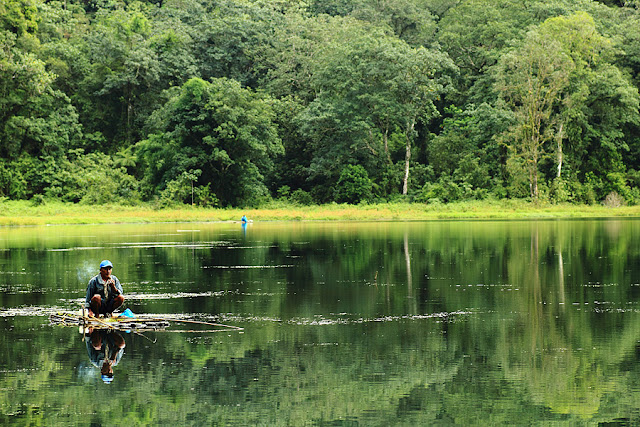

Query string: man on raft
[85,260,124,318]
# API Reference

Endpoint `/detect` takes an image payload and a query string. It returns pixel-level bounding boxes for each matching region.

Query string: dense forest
[1,0,640,207]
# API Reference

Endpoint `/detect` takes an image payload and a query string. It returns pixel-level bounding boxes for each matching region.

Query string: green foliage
[0,28,83,160]
[550,177,573,203]
[505,155,531,199]
[0,151,139,203]
[349,0,438,47]
[0,0,639,207]
[138,77,282,207]
[428,103,511,198]
[0,159,27,198]
[497,11,640,201]
[157,169,217,207]
[193,0,279,88]
[417,176,473,203]
[276,185,290,199]
[30,193,45,206]
[159,170,198,206]
[193,183,218,207]
[0,0,39,35]
[48,151,140,204]
[290,188,314,205]
[335,164,373,204]
[292,18,454,198]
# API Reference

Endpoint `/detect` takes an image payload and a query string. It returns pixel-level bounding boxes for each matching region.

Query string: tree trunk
[529,132,539,200]
[126,90,133,145]
[402,119,415,195]
[529,158,538,200]
[556,122,564,179]
[383,128,391,164]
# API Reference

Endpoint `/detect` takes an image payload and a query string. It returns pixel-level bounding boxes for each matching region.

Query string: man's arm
[85,279,95,308]
[112,276,123,295]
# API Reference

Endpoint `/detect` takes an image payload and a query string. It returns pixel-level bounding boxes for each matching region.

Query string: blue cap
[100,260,113,268]
[101,374,114,383]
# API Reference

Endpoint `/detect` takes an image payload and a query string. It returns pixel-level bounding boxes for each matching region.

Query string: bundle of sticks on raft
[49,311,244,333]
[50,313,171,331]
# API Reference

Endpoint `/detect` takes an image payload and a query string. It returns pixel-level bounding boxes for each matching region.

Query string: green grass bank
[2,200,640,226]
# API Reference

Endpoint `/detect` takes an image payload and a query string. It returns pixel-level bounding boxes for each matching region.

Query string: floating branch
[140,317,244,331]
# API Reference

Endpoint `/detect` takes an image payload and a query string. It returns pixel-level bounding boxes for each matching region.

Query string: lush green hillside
[2,0,639,207]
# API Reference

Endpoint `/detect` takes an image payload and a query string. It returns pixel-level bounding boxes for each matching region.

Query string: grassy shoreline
[2,199,640,226]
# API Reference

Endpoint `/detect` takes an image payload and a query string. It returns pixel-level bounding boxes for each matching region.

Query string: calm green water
[1,220,640,425]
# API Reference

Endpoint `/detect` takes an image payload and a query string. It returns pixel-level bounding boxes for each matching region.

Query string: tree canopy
[1,0,639,206]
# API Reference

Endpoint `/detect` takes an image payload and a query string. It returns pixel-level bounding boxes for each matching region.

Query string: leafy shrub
[76,155,141,205]
[584,171,633,204]
[30,194,46,206]
[277,185,291,199]
[417,176,473,203]
[505,156,530,198]
[627,169,640,189]
[194,183,218,208]
[0,160,27,199]
[550,178,571,203]
[334,165,372,204]
[290,189,313,205]
[405,164,433,195]
[158,178,188,207]
[34,152,142,204]
[604,172,632,203]
[580,182,597,205]
[158,170,217,207]
[628,187,640,205]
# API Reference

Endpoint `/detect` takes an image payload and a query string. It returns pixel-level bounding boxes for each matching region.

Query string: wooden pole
[141,317,244,331]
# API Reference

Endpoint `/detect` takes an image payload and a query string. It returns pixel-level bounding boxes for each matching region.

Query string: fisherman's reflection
[86,329,125,384]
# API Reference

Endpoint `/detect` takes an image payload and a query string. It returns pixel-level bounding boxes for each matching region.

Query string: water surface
[1,220,640,425]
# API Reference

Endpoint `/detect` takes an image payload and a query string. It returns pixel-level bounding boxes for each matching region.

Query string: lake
[1,219,640,425]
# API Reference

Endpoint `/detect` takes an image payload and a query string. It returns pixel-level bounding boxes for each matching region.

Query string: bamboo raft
[49,309,244,334]
[50,312,171,331]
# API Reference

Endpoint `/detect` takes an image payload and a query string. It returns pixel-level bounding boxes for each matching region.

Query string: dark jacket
[85,274,123,308]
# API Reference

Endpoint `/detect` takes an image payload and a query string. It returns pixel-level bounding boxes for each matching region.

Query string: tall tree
[496,12,639,200]
[496,24,574,199]
[80,5,160,147]
[137,77,283,206]
[0,0,83,161]
[298,20,454,199]
[191,0,282,89]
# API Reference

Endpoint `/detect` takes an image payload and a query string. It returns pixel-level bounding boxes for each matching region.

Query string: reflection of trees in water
[154,322,464,425]
[495,222,640,420]
[123,222,640,423]
[4,222,640,423]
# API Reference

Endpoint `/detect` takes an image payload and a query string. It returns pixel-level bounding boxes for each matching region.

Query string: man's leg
[90,295,102,317]
[112,331,126,350]
[105,294,125,315]
[112,294,124,311]
[91,330,103,350]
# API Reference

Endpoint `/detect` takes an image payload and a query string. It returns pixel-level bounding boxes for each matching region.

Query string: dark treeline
[1,0,640,207]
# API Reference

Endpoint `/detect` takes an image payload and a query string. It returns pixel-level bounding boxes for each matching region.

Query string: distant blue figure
[241,215,248,236]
